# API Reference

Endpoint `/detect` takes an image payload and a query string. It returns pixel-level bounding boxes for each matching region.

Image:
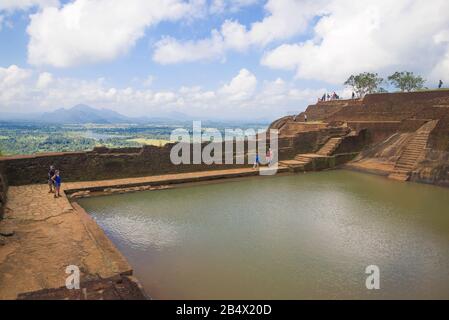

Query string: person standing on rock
[304,113,308,122]
[439,80,443,89]
[48,165,56,193]
[52,170,62,198]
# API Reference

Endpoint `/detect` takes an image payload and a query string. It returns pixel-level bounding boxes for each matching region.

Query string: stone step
[397,160,417,167]
[390,120,438,174]
[393,168,410,173]
[395,166,413,171]
[388,172,410,181]
[401,154,422,158]
[294,156,313,162]
[401,150,421,155]
[396,161,415,166]
[402,149,423,153]
[397,161,416,166]
[399,155,421,160]
[406,144,425,147]
[407,143,426,146]
[400,155,420,159]
[279,160,306,168]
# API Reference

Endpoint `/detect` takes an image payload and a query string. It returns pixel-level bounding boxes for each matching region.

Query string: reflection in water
[98,215,180,250]
[80,171,449,299]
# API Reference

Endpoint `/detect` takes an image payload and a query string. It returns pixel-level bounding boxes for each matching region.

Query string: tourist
[321,93,326,101]
[52,170,62,198]
[327,93,330,100]
[304,113,308,122]
[332,92,337,100]
[48,165,56,193]
[268,148,273,167]
[266,149,271,166]
[352,92,356,99]
[253,153,260,169]
[439,80,443,89]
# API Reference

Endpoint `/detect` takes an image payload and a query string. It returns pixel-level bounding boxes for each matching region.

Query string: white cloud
[0,65,33,108]
[219,68,257,100]
[0,65,322,119]
[36,71,53,89]
[0,0,58,12]
[26,0,205,67]
[153,0,322,64]
[262,0,449,84]
[0,65,32,87]
[153,31,225,64]
[151,0,449,85]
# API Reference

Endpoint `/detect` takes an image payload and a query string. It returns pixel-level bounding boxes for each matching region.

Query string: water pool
[79,170,449,299]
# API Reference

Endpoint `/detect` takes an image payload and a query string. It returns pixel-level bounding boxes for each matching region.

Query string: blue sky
[1,0,449,120]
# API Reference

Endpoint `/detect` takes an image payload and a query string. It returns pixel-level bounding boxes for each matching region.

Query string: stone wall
[429,114,449,152]
[304,153,359,171]
[346,121,402,145]
[0,141,265,186]
[277,128,346,159]
[324,91,449,122]
[334,129,370,154]
[0,166,7,219]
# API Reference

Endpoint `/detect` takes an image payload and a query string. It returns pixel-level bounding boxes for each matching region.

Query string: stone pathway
[0,167,285,299]
[63,167,284,192]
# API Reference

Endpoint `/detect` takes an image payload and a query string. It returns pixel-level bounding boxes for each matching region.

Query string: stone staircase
[388,120,439,181]
[278,126,350,171]
[316,137,343,156]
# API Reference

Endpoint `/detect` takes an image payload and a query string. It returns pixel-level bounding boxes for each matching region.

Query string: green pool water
[79,170,449,299]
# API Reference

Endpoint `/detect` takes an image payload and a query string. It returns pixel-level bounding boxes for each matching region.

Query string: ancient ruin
[0,90,448,299]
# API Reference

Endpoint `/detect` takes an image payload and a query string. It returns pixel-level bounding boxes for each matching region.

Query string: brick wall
[0,139,294,186]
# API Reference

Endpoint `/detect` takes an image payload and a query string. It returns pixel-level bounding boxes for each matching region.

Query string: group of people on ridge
[319,92,340,102]
[48,165,62,198]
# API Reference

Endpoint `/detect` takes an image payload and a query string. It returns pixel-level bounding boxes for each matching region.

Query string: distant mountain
[39,104,132,124]
[0,105,272,125]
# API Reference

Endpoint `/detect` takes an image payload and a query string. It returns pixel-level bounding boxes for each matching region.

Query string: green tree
[388,71,425,92]
[344,72,384,98]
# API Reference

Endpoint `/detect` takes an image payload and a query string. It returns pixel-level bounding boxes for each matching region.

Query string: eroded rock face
[411,150,449,187]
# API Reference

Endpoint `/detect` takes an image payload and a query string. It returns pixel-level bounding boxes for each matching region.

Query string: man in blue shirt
[52,170,62,198]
